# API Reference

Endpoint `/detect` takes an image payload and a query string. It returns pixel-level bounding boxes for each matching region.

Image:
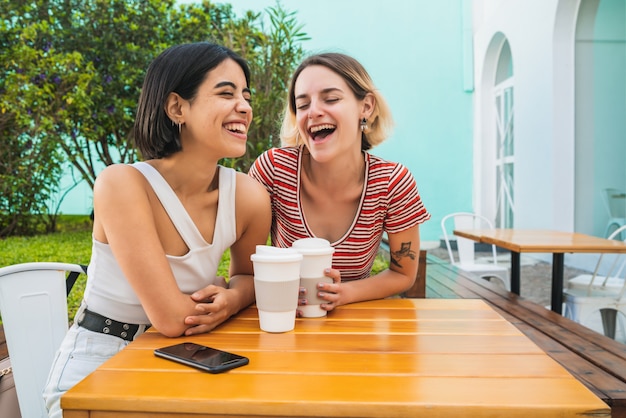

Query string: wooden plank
[105,349,574,378]
[62,299,611,418]
[453,229,626,254]
[432,260,626,358]
[211,317,522,335]
[129,332,545,355]
[508,319,626,414]
[425,273,465,298]
[64,369,609,418]
[424,256,626,416]
[452,275,626,375]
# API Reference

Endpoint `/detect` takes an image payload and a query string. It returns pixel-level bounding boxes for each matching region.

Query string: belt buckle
[76,303,88,325]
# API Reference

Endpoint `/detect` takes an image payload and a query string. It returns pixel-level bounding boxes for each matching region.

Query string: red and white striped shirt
[249,147,430,281]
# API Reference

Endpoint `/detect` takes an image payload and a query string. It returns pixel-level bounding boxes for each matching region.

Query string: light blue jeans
[43,322,128,418]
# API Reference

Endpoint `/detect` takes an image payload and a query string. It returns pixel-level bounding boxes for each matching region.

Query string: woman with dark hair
[249,52,430,314]
[44,42,270,417]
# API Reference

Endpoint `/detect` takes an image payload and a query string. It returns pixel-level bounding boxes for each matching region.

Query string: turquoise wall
[593,0,626,234]
[222,0,475,243]
[574,0,626,236]
[59,0,475,243]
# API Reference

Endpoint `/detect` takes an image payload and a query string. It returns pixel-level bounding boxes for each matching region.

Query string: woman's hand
[183,282,237,335]
[297,268,342,316]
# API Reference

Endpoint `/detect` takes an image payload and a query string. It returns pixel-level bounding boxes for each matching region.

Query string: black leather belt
[77,308,149,342]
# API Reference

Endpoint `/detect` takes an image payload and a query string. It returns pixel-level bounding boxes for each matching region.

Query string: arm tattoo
[390,241,417,268]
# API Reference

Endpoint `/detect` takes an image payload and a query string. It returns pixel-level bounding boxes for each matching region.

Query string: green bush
[0,0,308,236]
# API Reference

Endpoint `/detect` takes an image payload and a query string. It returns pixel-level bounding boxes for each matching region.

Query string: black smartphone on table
[154,342,249,374]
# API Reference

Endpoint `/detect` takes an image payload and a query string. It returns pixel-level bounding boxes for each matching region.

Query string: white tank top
[83,162,237,324]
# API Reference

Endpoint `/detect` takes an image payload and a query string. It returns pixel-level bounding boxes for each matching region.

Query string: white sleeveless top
[83,162,237,324]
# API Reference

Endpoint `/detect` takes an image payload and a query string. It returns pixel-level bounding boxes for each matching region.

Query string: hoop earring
[360,118,368,132]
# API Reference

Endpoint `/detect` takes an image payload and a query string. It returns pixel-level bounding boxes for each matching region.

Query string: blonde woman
[249,52,430,314]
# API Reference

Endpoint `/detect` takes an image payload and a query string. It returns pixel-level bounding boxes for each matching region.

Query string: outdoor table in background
[61,298,609,417]
[453,228,626,314]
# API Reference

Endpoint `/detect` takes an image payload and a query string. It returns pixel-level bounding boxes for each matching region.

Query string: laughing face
[294,65,369,162]
[180,58,252,159]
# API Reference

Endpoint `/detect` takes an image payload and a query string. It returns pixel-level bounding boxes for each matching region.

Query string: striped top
[248,147,430,281]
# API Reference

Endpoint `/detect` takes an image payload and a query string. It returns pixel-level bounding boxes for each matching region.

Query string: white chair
[567,225,626,295]
[0,262,87,418]
[563,280,626,341]
[441,212,510,290]
[564,225,626,340]
[603,188,626,240]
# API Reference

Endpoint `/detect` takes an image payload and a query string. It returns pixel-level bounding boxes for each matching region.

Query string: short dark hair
[132,42,250,159]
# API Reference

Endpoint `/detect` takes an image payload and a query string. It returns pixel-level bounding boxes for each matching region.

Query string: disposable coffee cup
[291,238,335,318]
[251,246,302,332]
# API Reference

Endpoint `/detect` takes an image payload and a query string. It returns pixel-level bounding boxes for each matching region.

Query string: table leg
[511,251,521,295]
[551,253,564,314]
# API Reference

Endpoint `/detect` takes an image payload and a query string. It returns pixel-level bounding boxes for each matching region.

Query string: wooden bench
[422,253,626,418]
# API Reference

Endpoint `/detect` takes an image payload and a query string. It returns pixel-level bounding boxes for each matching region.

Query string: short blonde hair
[280,53,393,150]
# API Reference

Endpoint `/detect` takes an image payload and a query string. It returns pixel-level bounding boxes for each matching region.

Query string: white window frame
[493,77,514,228]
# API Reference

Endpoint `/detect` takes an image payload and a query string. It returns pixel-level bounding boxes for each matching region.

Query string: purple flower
[106,105,115,114]
[52,76,61,85]
[29,73,46,87]
[104,75,113,84]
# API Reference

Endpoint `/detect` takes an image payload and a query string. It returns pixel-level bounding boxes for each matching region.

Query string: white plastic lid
[291,238,335,255]
[251,246,303,263]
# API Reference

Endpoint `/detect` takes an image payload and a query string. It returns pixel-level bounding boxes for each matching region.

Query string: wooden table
[453,228,626,314]
[61,299,609,417]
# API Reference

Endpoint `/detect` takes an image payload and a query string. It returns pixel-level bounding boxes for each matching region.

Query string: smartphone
[154,342,249,374]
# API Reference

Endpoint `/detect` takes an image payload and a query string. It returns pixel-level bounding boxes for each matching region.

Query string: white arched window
[493,40,514,228]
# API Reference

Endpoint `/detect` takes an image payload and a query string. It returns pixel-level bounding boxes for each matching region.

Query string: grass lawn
[0,215,93,321]
[1,215,388,323]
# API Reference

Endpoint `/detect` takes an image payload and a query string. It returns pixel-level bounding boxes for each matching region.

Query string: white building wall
[471,0,619,272]
[473,0,569,231]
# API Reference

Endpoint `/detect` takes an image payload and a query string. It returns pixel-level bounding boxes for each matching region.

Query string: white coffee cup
[251,246,302,332]
[291,238,335,318]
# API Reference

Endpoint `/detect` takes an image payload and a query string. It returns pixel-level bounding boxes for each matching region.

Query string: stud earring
[360,118,368,132]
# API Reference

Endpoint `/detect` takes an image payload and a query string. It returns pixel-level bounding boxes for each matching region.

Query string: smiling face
[294,65,372,162]
[175,58,253,159]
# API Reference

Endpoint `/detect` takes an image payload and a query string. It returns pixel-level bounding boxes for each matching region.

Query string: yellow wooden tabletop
[61,299,610,418]
[453,228,626,253]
